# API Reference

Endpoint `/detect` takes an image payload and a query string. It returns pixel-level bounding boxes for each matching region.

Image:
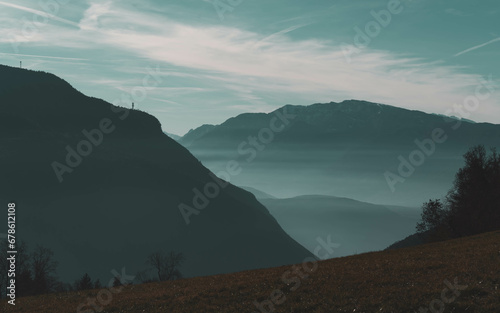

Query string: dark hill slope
[0,65,312,283]
[0,65,161,135]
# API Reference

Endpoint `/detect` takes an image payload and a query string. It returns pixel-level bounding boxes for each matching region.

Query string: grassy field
[2,231,499,313]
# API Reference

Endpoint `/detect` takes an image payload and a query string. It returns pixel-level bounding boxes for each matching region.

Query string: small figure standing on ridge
[132,102,135,110]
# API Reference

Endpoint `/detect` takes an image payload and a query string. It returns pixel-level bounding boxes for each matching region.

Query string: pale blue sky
[1,0,499,135]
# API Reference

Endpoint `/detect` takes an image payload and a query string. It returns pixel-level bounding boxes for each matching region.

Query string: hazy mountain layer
[261,195,419,257]
[180,101,500,206]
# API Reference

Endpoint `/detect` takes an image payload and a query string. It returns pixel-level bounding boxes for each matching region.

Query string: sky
[0,0,499,135]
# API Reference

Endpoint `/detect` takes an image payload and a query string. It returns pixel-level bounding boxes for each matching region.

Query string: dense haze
[188,147,460,206]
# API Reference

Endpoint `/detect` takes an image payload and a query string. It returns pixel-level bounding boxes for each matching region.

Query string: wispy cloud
[454,37,500,57]
[79,1,112,30]
[0,52,87,61]
[57,2,496,121]
[0,1,80,28]
[258,23,313,43]
[445,8,467,17]
[3,1,498,127]
[150,97,184,106]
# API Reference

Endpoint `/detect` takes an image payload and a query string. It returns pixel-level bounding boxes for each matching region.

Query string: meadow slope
[3,231,499,313]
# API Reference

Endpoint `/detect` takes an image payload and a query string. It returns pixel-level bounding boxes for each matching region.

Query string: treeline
[417,145,500,242]
[0,242,64,298]
[0,242,185,298]
[74,251,186,292]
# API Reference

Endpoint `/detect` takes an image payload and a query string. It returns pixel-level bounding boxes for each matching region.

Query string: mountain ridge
[180,99,490,147]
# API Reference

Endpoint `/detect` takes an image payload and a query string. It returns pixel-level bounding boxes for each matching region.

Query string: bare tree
[147,251,165,281]
[146,251,185,281]
[0,240,32,298]
[163,251,185,280]
[31,245,58,294]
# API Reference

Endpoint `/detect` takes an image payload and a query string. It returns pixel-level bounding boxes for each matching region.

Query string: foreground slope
[0,65,312,283]
[3,231,499,312]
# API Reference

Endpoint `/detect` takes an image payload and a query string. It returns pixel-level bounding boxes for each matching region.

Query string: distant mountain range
[182,124,216,145]
[238,186,421,256]
[0,65,312,283]
[179,100,500,206]
[180,100,492,148]
[259,194,419,257]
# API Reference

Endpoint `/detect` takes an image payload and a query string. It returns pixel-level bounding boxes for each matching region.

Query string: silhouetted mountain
[0,66,161,136]
[261,195,419,257]
[0,65,312,283]
[180,100,500,206]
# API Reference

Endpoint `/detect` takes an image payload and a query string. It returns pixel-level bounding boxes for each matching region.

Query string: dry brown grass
[2,231,500,313]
